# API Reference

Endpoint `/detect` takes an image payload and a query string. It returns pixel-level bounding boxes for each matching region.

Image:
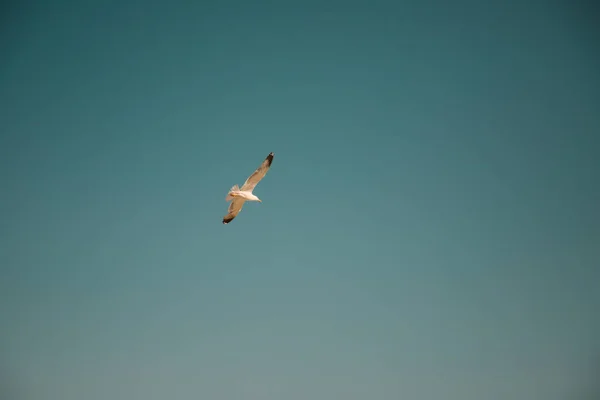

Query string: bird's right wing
[240,152,274,192]
[222,197,246,224]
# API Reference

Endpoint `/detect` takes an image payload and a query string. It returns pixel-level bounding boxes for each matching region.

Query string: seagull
[222,152,274,224]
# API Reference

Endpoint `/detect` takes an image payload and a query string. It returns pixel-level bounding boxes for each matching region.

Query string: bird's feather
[223,197,245,224]
[241,152,274,192]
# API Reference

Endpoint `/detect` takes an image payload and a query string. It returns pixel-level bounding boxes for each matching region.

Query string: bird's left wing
[240,152,274,192]
[222,197,246,224]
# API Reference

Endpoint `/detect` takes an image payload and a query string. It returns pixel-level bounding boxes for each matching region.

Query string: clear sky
[1,1,599,399]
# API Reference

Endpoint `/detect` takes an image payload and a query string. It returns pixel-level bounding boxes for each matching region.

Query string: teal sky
[1,1,599,399]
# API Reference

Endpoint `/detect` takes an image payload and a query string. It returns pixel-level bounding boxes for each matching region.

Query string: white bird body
[225,186,261,202]
[222,152,274,224]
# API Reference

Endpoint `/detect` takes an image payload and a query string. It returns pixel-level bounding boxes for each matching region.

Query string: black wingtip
[266,152,274,166]
[223,217,234,224]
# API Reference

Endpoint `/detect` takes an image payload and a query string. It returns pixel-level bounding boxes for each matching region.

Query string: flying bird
[223,152,274,224]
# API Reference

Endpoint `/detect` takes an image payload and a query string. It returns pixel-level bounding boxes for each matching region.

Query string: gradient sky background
[1,1,599,399]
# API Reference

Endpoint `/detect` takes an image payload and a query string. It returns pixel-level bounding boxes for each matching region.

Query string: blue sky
[1,1,599,399]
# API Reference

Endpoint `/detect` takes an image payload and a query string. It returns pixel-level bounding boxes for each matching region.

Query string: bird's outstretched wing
[222,197,246,224]
[241,152,274,192]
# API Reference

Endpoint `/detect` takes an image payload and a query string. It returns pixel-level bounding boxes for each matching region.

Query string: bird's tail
[225,184,240,201]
